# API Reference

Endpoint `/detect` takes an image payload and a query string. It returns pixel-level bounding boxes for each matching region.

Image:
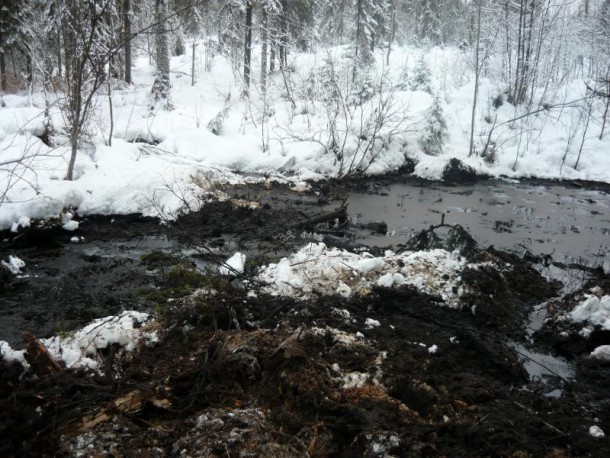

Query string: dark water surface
[348,180,610,266]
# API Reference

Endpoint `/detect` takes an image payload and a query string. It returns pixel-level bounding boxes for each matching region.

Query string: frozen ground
[1,44,609,230]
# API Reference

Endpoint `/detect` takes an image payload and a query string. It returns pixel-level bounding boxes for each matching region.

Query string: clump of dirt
[442,158,485,185]
[402,224,478,258]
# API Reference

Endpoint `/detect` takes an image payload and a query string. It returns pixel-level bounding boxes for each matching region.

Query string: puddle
[509,341,575,381]
[348,181,610,265]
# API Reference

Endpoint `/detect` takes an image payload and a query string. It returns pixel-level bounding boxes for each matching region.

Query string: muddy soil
[1,178,609,456]
[1,269,609,457]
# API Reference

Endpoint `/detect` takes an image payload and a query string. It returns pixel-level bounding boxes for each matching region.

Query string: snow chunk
[357,257,384,273]
[219,252,246,275]
[39,311,156,371]
[365,318,381,329]
[589,425,605,438]
[61,212,79,231]
[2,255,25,274]
[0,341,29,368]
[590,345,610,362]
[336,282,352,298]
[10,216,31,233]
[428,345,438,354]
[341,372,369,389]
[377,272,406,288]
[569,295,610,331]
[62,220,79,231]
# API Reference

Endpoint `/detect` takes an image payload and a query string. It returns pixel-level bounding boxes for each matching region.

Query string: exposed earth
[1,177,609,457]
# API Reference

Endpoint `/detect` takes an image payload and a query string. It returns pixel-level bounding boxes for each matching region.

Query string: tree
[123,0,133,84]
[353,0,388,80]
[0,0,25,91]
[243,0,253,96]
[420,96,448,156]
[151,0,173,109]
[62,0,117,180]
[419,0,442,45]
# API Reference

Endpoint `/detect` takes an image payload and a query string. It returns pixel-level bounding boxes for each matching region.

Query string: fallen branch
[22,331,62,375]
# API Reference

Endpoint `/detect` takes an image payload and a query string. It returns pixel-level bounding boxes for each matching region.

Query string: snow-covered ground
[1,44,609,230]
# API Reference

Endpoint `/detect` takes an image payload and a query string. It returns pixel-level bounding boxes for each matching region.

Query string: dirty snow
[1,255,25,274]
[257,242,468,306]
[0,311,158,372]
[569,294,610,331]
[590,345,610,362]
[0,341,29,369]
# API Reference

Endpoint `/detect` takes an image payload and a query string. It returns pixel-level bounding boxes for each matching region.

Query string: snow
[0,311,158,373]
[1,255,25,274]
[0,341,28,368]
[589,425,605,438]
[219,252,246,275]
[428,345,439,354]
[257,242,468,306]
[569,294,610,331]
[590,345,610,362]
[2,44,610,230]
[365,318,381,329]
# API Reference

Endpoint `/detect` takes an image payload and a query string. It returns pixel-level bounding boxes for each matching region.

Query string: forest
[1,1,610,456]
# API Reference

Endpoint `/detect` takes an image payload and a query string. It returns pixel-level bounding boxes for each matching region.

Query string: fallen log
[291,202,348,229]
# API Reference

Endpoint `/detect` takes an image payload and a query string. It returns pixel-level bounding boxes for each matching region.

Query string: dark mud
[1,179,610,456]
[1,269,608,457]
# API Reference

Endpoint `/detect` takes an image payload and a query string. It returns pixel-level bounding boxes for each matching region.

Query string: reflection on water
[348,181,610,266]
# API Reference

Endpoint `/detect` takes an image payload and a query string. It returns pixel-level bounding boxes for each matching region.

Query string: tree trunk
[151,0,171,107]
[279,0,288,69]
[0,52,6,91]
[386,0,397,66]
[243,0,253,96]
[192,40,196,86]
[261,7,268,92]
[469,0,482,157]
[123,0,132,84]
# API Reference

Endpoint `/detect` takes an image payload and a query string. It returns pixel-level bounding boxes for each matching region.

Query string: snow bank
[257,243,468,306]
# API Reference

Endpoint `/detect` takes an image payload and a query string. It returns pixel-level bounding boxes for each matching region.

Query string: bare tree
[62,0,115,180]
